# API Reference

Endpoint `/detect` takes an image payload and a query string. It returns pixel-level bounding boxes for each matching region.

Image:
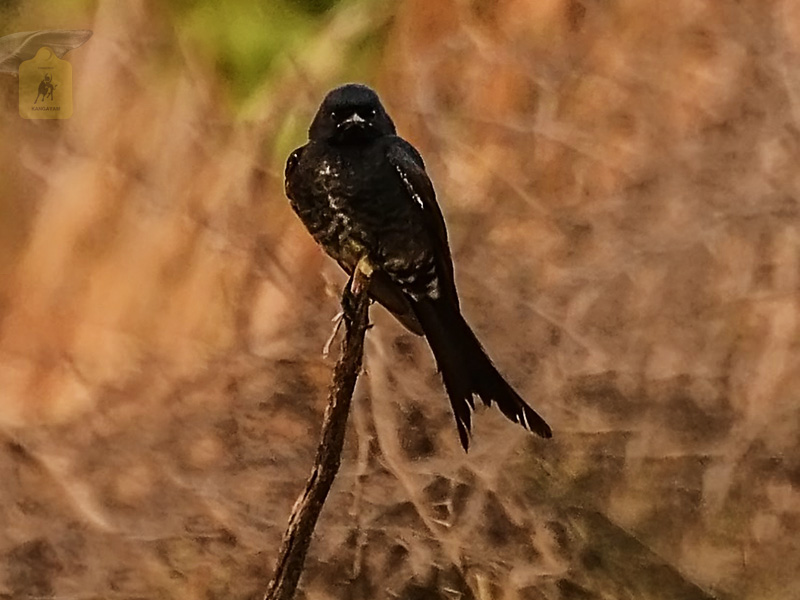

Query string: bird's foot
[340,283,359,326]
[340,277,373,329]
[324,260,374,356]
[322,310,345,358]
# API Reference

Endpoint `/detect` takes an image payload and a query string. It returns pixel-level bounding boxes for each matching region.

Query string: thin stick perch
[264,259,373,600]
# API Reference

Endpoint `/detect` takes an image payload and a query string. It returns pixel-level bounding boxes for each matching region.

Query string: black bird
[285,83,552,449]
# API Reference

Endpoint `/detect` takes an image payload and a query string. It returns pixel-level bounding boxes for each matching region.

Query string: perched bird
[285,83,552,449]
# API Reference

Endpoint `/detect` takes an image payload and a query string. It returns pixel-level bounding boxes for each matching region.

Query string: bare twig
[264,259,373,600]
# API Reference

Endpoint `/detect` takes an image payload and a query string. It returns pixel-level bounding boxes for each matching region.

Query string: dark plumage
[285,83,552,449]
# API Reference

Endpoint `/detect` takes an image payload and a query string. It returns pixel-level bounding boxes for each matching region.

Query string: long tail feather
[412,298,552,450]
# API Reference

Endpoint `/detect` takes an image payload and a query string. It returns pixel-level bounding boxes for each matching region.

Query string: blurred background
[1,0,800,598]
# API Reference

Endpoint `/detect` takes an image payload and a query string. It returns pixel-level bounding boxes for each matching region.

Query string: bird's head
[309,83,396,144]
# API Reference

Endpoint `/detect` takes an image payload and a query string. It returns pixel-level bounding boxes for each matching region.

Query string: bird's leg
[324,258,374,357]
[343,257,374,326]
[340,275,357,326]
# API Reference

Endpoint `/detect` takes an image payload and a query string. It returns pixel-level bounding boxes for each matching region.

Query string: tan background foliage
[1,0,799,598]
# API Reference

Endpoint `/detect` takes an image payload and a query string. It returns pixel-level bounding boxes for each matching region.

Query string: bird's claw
[340,284,359,326]
[322,310,345,357]
[323,264,373,356]
[342,278,374,329]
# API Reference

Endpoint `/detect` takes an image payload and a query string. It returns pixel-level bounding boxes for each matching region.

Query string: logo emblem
[35,72,57,103]
[19,46,73,119]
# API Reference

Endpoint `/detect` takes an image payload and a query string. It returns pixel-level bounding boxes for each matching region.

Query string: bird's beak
[339,112,366,127]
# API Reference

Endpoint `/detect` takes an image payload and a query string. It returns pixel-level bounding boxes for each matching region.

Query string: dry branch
[264,261,373,600]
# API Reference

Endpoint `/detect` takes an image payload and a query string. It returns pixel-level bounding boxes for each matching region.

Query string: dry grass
[1,0,799,598]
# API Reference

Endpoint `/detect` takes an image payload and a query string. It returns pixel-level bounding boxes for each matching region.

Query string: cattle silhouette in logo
[34,72,57,104]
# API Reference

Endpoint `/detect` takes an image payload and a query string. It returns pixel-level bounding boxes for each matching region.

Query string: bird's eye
[369,108,377,117]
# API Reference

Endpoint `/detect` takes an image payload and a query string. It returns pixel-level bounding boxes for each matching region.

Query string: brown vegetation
[1,1,799,598]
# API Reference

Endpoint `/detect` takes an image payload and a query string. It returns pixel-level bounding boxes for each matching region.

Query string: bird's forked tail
[412,298,552,450]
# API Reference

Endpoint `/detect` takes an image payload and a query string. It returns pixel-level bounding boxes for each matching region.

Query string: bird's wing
[284,146,304,201]
[386,138,459,308]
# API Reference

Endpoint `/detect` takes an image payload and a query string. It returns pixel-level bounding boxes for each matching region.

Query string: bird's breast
[289,143,429,273]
